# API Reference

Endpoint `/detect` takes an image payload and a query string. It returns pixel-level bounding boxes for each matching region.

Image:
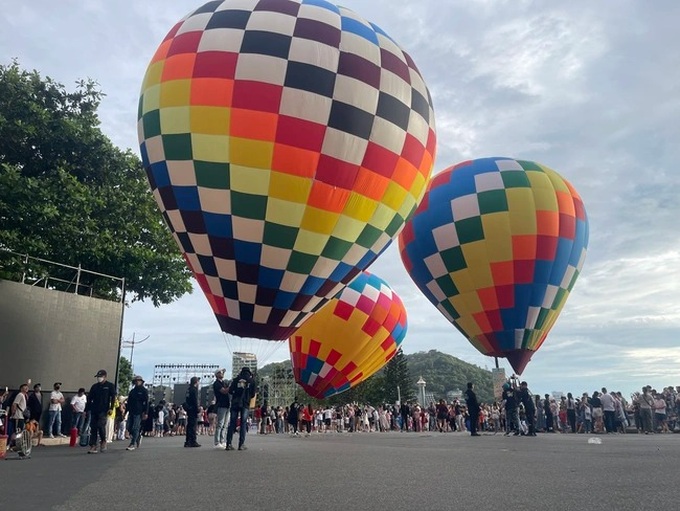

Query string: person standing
[10,383,30,433]
[212,369,230,448]
[600,388,616,433]
[566,392,577,433]
[502,382,520,436]
[184,376,201,448]
[464,382,481,436]
[70,388,87,434]
[47,382,66,438]
[517,381,537,436]
[86,369,116,454]
[225,367,256,451]
[27,383,43,428]
[288,398,300,435]
[125,376,148,451]
[636,386,654,434]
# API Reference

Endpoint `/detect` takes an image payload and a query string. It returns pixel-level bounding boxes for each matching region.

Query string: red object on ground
[69,427,78,447]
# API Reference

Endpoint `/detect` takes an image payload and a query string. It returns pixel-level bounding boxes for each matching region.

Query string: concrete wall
[0,279,123,393]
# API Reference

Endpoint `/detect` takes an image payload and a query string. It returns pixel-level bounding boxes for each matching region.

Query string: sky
[3,0,679,399]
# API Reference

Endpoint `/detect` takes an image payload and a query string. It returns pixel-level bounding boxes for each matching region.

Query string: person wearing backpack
[225,367,256,451]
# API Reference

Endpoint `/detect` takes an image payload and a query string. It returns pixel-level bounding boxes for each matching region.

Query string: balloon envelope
[138,0,436,340]
[399,157,589,374]
[289,271,407,399]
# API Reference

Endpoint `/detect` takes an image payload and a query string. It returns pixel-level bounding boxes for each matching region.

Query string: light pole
[121,333,150,373]
[416,376,426,407]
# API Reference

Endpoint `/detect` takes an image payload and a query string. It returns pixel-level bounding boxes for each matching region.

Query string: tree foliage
[0,61,192,305]
[117,356,133,394]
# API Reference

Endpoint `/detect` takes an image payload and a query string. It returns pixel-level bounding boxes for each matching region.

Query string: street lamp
[416,376,426,407]
[121,333,150,372]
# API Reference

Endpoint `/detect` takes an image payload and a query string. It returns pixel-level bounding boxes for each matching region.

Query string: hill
[258,349,494,404]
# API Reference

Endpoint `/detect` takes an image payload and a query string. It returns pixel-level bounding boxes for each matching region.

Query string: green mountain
[258,349,494,404]
[407,350,494,403]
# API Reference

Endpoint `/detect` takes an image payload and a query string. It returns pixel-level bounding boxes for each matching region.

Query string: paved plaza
[3,431,677,510]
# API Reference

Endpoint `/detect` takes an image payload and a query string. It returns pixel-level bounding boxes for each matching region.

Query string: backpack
[3,390,19,411]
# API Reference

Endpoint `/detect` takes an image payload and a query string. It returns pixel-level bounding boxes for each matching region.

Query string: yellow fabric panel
[542,166,570,193]
[381,180,408,212]
[268,171,311,203]
[141,84,161,116]
[460,241,495,287]
[190,106,230,135]
[141,61,164,91]
[480,213,513,262]
[191,134,230,163]
[300,207,340,235]
[159,79,191,109]
[455,312,482,337]
[333,214,368,242]
[230,165,270,195]
[506,188,537,235]
[265,198,305,227]
[397,192,417,220]
[160,106,191,135]
[293,229,329,256]
[367,202,395,230]
[343,192,379,223]
[527,172,558,211]
[229,137,273,169]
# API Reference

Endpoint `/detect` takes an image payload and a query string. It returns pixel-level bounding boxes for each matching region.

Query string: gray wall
[0,279,123,392]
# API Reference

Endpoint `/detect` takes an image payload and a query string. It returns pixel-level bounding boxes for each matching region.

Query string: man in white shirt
[70,388,87,434]
[47,382,66,438]
[599,387,616,434]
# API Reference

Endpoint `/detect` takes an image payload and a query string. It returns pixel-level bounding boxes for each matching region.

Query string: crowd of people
[3,372,679,459]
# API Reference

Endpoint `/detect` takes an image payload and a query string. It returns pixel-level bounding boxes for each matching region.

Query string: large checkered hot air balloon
[399,157,589,374]
[289,271,407,399]
[138,0,436,340]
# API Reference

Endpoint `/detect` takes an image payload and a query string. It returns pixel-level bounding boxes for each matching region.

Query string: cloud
[2,0,679,399]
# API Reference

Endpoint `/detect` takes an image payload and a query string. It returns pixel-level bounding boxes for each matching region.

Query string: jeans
[227,406,250,448]
[72,412,85,434]
[128,414,142,447]
[604,410,616,433]
[214,407,230,445]
[47,410,62,436]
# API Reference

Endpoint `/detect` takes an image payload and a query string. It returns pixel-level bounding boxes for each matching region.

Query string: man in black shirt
[27,383,43,427]
[86,369,116,454]
[517,381,536,436]
[126,375,149,451]
[502,382,520,436]
[465,382,481,436]
[226,367,256,451]
[212,369,230,448]
[184,376,200,448]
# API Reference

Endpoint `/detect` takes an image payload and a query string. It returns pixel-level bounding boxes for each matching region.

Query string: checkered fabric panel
[138,0,436,340]
[289,271,407,399]
[398,157,589,374]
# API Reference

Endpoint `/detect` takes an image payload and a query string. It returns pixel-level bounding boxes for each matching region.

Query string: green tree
[383,348,414,403]
[117,356,133,394]
[0,61,192,305]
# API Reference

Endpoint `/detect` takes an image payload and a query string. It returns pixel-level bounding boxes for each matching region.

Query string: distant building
[232,352,257,378]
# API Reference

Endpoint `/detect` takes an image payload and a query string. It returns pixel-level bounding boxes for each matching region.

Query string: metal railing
[0,249,125,303]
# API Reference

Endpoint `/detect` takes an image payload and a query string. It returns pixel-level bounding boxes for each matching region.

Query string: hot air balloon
[289,271,407,399]
[399,157,588,374]
[137,0,436,340]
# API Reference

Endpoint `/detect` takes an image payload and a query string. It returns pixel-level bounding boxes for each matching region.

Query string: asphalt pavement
[2,430,677,511]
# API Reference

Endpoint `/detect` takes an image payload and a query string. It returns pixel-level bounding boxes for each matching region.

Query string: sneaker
[58,433,67,438]
[48,434,55,439]
[238,445,247,451]
[225,444,235,451]
[87,447,98,454]
[126,445,136,451]
[100,441,107,452]
[214,443,225,449]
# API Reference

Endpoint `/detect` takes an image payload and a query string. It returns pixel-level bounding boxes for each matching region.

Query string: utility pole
[121,333,150,372]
